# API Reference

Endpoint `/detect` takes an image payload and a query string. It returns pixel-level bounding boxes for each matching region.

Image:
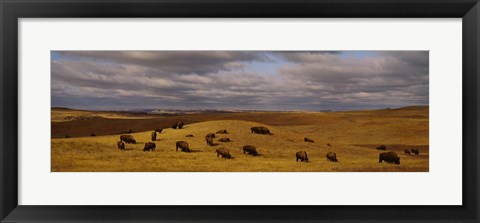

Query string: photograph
[51,51,429,172]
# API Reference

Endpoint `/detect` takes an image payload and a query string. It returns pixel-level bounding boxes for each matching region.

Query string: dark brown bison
[218,138,231,142]
[304,137,314,143]
[175,141,190,152]
[143,142,156,152]
[216,148,232,159]
[171,123,178,129]
[376,145,387,150]
[411,148,419,155]
[326,152,338,162]
[242,145,258,156]
[155,128,163,133]
[404,149,411,154]
[379,151,400,164]
[296,151,308,162]
[205,133,216,139]
[250,126,271,135]
[177,122,184,129]
[90,133,96,137]
[117,141,125,150]
[120,135,136,144]
[65,135,71,138]
[186,134,194,137]
[206,137,214,146]
[216,129,228,134]
[128,129,132,133]
[151,131,157,141]
[327,143,331,147]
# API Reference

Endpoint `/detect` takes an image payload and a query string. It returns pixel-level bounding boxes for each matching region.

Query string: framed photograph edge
[1,0,479,222]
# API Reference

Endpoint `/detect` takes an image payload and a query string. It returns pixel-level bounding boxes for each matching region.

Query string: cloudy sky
[51,51,428,111]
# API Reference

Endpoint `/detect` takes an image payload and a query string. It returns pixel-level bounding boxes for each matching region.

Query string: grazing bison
[216,129,228,134]
[143,142,156,152]
[243,145,258,156]
[177,121,184,129]
[206,133,216,139]
[296,151,309,162]
[216,148,232,159]
[411,148,420,155]
[171,123,178,129]
[376,145,387,150]
[117,141,125,150]
[379,151,400,164]
[65,135,71,138]
[205,137,215,146]
[404,149,411,154]
[327,143,332,147]
[151,131,157,141]
[90,133,96,137]
[304,137,314,143]
[326,152,338,162]
[175,141,190,152]
[186,134,194,137]
[250,126,271,135]
[120,135,136,144]
[218,138,231,142]
[155,128,163,133]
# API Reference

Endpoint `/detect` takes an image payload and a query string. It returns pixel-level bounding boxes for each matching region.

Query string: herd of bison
[110,121,421,165]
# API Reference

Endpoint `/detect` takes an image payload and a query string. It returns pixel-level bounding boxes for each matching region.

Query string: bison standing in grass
[250,126,271,135]
[117,141,125,150]
[304,137,314,143]
[326,152,338,162]
[411,148,420,155]
[155,128,163,133]
[296,151,309,162]
[143,142,156,152]
[171,123,178,129]
[206,137,214,146]
[216,129,228,134]
[379,151,400,164]
[376,145,387,150]
[90,133,96,137]
[218,138,231,142]
[243,145,258,156]
[176,141,190,152]
[186,134,194,137]
[151,131,157,141]
[177,121,184,129]
[120,135,136,144]
[206,133,216,139]
[404,149,411,154]
[216,148,232,159]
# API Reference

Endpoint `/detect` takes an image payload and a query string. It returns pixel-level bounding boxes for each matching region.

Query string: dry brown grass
[51,107,428,172]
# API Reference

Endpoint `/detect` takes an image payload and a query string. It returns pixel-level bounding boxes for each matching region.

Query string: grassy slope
[52,107,429,172]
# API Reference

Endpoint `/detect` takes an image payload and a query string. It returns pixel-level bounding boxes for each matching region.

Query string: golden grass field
[51,106,429,172]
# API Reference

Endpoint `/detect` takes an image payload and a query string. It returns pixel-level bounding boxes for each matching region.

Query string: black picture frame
[1,0,479,222]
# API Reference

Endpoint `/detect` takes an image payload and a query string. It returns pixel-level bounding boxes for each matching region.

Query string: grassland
[51,106,428,172]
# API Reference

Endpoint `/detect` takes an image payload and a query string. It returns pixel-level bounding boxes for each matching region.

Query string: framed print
[1,0,479,222]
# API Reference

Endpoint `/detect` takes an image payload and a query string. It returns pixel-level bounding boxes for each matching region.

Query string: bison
[175,141,190,152]
[411,148,419,155]
[327,143,332,147]
[216,148,232,159]
[404,149,411,154]
[243,145,258,156]
[65,135,71,138]
[216,129,228,134]
[143,142,156,152]
[304,137,314,143]
[155,128,163,133]
[205,133,216,139]
[206,137,214,146]
[185,134,194,137]
[376,145,387,150]
[379,151,400,164]
[151,131,157,141]
[90,133,96,137]
[177,121,184,129]
[326,152,338,162]
[296,151,309,162]
[117,141,125,150]
[171,123,178,129]
[218,138,231,142]
[128,129,132,133]
[250,126,271,135]
[120,135,136,144]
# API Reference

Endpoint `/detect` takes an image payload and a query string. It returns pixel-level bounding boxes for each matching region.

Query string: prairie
[51,106,428,172]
